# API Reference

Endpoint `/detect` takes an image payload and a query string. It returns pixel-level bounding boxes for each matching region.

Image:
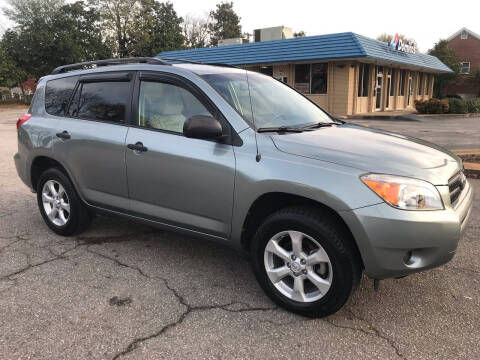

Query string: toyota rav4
[14,57,473,317]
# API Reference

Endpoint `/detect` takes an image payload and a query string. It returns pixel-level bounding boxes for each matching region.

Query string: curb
[452,150,480,179]
[343,114,421,122]
[418,113,480,119]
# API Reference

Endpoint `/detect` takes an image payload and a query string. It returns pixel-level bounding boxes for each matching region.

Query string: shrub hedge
[447,98,468,114]
[0,98,31,106]
[466,98,480,113]
[415,98,449,114]
[415,97,480,114]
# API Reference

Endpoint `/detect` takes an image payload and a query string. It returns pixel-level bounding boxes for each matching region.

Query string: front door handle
[127,142,148,152]
[56,131,71,140]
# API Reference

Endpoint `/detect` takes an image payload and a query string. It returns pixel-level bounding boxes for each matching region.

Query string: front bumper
[341,180,474,279]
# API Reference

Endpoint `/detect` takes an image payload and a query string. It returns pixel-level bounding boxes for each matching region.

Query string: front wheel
[251,207,362,318]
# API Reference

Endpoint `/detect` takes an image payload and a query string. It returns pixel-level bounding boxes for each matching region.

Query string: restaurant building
[159,32,452,116]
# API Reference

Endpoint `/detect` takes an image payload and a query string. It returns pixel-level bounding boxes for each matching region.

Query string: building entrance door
[385,70,392,109]
[375,66,384,110]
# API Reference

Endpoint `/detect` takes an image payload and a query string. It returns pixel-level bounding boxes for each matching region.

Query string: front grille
[448,171,466,206]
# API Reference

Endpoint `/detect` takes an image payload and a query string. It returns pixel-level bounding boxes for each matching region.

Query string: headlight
[361,174,444,210]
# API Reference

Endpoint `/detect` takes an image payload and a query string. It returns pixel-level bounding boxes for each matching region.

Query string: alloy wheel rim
[264,230,333,303]
[42,180,70,226]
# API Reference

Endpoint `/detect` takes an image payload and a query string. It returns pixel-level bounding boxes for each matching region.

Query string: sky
[1,0,479,52]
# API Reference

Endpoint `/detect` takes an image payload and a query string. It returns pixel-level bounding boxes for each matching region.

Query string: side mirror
[183,115,223,140]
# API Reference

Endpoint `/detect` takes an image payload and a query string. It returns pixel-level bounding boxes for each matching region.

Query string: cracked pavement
[1,105,479,359]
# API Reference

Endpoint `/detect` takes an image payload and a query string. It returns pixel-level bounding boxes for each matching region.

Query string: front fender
[230,130,382,245]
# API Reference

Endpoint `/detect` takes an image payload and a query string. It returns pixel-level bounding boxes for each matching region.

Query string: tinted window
[138,81,212,133]
[76,82,130,123]
[45,76,78,116]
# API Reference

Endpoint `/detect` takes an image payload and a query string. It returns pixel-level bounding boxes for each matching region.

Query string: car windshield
[200,71,333,129]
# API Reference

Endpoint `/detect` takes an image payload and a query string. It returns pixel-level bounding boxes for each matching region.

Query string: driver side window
[138,81,212,133]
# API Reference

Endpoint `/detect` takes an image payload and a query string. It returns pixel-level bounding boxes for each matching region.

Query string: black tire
[251,206,362,318]
[36,168,91,236]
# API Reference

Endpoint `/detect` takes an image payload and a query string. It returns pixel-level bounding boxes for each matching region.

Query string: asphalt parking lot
[348,115,480,150]
[1,105,479,359]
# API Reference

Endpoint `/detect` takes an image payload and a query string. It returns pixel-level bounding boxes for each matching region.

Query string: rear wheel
[251,206,361,318]
[37,168,91,236]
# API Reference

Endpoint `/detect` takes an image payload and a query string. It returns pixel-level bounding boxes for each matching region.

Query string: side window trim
[132,71,242,146]
[79,72,132,83]
[65,81,81,117]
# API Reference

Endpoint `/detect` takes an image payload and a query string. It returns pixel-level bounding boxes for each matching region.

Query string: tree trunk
[18,82,25,97]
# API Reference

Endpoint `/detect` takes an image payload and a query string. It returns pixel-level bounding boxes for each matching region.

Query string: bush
[447,98,468,114]
[0,97,32,106]
[466,98,480,113]
[445,94,462,99]
[415,98,449,114]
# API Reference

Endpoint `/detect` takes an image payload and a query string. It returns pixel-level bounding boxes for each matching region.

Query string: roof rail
[51,56,238,75]
[159,57,238,68]
[51,57,170,75]
[159,57,203,64]
[205,62,238,68]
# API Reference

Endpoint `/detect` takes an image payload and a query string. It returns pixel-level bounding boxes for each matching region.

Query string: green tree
[208,2,241,46]
[2,0,110,78]
[131,0,184,56]
[56,1,111,62]
[428,40,461,97]
[467,66,480,97]
[0,44,27,90]
[293,31,306,38]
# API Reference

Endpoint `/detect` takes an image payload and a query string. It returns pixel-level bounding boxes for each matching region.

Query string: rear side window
[45,76,78,116]
[74,82,130,123]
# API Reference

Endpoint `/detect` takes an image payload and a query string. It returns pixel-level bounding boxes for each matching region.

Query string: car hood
[270,124,461,185]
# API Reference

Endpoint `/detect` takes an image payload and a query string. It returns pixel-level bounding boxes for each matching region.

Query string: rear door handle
[127,142,148,152]
[56,131,71,140]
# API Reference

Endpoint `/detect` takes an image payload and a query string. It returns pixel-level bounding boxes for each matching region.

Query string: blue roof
[158,32,452,73]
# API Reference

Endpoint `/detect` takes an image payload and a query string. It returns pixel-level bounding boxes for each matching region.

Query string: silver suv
[14,58,473,317]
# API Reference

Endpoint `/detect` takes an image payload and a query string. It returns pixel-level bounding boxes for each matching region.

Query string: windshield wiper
[301,122,335,130]
[257,126,304,133]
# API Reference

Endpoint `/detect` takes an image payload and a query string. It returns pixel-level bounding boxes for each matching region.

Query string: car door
[53,71,134,210]
[125,72,236,239]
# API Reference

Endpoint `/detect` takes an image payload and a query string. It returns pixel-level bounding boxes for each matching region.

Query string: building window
[294,64,310,94]
[357,64,370,97]
[461,30,468,40]
[418,73,424,95]
[311,63,328,94]
[461,62,471,74]
[399,70,406,96]
[294,63,328,94]
[390,69,396,96]
[259,65,273,76]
